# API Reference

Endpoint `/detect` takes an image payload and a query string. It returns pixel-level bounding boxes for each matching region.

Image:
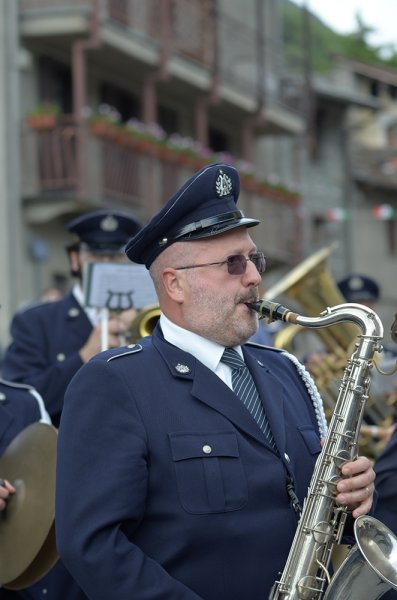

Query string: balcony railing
[21,116,302,265]
[19,0,300,117]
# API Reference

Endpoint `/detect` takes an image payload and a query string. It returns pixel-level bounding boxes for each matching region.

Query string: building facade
[0,0,395,346]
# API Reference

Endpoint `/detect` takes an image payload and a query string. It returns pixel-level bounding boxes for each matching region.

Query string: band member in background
[56,163,375,600]
[0,379,52,599]
[2,209,142,428]
[338,274,397,447]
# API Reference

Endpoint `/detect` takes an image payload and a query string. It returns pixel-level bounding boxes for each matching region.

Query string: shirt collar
[159,313,243,373]
[72,283,101,326]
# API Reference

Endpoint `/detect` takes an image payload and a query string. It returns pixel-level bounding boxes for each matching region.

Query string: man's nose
[244,259,262,285]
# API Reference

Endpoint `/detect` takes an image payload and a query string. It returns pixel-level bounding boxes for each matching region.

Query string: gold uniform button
[56,353,66,362]
[202,445,212,455]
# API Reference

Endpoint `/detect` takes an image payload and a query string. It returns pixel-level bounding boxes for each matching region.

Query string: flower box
[26,102,60,131]
[26,114,57,131]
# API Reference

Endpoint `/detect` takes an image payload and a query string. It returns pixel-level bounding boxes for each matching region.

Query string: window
[100,83,140,122]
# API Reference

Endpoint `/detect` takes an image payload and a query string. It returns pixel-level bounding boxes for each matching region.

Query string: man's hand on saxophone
[336,456,375,518]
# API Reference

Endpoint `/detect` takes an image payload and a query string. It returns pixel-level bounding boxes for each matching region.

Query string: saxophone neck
[247,300,384,339]
[297,303,384,339]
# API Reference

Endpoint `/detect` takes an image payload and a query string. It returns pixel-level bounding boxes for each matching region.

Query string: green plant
[27,101,61,117]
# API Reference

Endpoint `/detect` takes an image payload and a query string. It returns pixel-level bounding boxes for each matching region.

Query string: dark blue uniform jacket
[56,325,325,600]
[2,292,91,427]
[0,297,90,600]
[0,380,42,454]
[373,429,397,600]
[375,427,397,535]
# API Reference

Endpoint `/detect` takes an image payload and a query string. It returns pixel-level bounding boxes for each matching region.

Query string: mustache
[237,291,259,304]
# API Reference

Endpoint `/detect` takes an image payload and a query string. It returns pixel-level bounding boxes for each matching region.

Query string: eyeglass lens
[227,253,266,275]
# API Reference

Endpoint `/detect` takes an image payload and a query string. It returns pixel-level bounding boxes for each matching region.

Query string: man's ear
[162,268,185,303]
[67,248,80,277]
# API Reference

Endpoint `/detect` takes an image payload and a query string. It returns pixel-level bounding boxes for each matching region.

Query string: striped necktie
[221,347,276,449]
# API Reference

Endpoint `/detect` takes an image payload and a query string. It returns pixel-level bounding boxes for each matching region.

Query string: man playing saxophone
[56,163,375,600]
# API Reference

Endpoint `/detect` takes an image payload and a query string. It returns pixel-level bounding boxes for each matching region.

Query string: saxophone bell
[324,516,397,599]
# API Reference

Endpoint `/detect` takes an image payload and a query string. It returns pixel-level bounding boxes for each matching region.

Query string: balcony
[21,115,303,266]
[18,0,304,136]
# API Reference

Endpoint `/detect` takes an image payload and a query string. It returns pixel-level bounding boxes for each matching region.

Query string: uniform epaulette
[107,344,143,362]
[15,299,53,316]
[0,378,37,392]
[245,342,283,352]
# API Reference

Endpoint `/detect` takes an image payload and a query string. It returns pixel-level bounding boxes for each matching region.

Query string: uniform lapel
[63,293,92,341]
[153,333,277,448]
[243,349,287,453]
[0,406,13,446]
[191,361,273,447]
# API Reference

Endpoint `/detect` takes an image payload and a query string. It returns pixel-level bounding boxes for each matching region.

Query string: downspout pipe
[242,0,266,163]
[143,0,172,124]
[195,0,220,149]
[72,0,102,198]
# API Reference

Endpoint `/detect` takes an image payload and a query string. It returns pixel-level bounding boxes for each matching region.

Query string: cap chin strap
[158,210,245,247]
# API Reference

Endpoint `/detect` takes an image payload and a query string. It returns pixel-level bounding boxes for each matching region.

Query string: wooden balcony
[20,116,303,266]
[19,0,303,135]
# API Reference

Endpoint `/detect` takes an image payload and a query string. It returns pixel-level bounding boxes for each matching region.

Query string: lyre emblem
[215,170,232,197]
[105,290,134,310]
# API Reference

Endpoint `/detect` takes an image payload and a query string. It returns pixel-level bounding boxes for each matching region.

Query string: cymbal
[0,422,59,589]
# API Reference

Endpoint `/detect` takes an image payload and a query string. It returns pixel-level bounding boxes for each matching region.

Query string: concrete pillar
[0,1,25,345]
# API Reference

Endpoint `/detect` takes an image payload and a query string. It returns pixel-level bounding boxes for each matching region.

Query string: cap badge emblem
[100,215,118,232]
[349,276,363,290]
[216,169,232,197]
[175,363,190,374]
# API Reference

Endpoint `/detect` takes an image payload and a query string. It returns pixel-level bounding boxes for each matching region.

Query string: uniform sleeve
[56,357,203,600]
[28,387,51,424]
[374,430,397,534]
[3,310,83,420]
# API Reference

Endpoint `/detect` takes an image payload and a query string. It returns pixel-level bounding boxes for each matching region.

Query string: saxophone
[247,299,397,600]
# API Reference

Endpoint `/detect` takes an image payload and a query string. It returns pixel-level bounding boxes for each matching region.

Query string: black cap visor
[78,241,126,255]
[158,210,260,247]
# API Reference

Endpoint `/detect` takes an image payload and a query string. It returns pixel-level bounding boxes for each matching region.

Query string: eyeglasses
[174,252,266,275]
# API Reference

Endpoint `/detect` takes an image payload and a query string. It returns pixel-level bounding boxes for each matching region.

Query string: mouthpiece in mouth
[246,299,299,324]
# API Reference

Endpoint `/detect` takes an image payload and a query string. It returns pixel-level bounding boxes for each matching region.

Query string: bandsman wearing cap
[337,273,380,308]
[56,164,375,600]
[337,273,397,449]
[2,209,142,429]
[0,381,54,599]
[1,209,141,600]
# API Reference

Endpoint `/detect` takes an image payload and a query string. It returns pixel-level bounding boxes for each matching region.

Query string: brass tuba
[263,243,396,458]
[264,243,355,356]
[127,304,161,343]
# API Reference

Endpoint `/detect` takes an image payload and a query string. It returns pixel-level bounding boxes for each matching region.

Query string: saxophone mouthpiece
[246,299,299,324]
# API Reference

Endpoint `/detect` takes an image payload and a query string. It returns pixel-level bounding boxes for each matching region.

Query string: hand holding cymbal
[0,422,59,590]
